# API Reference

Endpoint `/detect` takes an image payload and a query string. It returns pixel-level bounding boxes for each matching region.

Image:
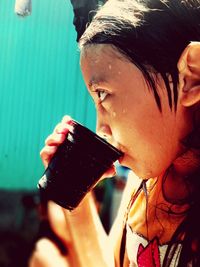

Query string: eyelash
[94,89,108,103]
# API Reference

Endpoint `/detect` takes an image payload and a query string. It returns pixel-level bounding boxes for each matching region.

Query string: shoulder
[113,170,141,221]
[125,171,142,195]
[109,170,142,239]
[116,170,141,215]
[109,171,142,264]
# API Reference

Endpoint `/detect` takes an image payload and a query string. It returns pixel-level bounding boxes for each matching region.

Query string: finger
[54,123,71,135]
[61,115,72,124]
[40,145,57,168]
[53,115,73,134]
[45,133,66,146]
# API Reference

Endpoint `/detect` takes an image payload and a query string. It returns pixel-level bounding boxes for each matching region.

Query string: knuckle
[45,134,53,145]
[40,148,46,159]
[44,136,50,145]
[54,123,62,133]
[62,115,71,123]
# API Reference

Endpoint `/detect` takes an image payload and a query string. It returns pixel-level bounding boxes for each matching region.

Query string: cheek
[108,95,131,119]
[110,106,169,154]
[110,108,136,147]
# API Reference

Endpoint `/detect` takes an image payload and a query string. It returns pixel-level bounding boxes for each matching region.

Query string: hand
[40,115,117,178]
[29,238,70,267]
[40,115,72,168]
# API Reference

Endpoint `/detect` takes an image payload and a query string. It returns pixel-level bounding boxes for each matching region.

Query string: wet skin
[80,44,192,180]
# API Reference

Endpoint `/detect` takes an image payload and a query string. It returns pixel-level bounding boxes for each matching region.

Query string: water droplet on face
[108,64,112,70]
[112,111,117,117]
[122,109,127,114]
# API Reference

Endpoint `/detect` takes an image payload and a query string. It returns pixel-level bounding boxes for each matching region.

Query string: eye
[95,89,108,102]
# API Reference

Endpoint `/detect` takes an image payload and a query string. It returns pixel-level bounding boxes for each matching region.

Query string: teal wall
[0,0,96,189]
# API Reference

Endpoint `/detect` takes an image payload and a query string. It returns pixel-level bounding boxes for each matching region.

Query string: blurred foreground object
[70,0,106,41]
[14,0,32,17]
[0,190,40,267]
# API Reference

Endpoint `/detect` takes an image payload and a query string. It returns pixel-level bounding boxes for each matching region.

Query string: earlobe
[178,42,200,107]
[180,85,200,107]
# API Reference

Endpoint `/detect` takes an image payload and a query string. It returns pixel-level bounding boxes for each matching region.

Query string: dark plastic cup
[37,120,123,210]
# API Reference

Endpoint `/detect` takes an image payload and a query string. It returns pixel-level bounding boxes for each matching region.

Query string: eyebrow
[88,77,108,90]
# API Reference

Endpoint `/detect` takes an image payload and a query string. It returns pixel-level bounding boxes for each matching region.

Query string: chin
[119,156,154,179]
[118,154,134,170]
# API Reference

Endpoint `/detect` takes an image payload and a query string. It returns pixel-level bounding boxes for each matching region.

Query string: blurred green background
[0,0,96,190]
[0,3,128,266]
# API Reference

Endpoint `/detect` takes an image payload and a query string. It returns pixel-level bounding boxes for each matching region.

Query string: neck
[162,149,200,205]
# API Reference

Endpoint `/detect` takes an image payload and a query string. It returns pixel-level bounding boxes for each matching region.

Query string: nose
[96,115,112,140]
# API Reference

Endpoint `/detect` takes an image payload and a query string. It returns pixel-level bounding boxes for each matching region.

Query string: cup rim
[68,120,123,157]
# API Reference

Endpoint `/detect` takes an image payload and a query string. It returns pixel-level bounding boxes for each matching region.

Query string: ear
[178,42,200,107]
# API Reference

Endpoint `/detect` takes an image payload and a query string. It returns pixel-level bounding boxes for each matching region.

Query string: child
[39,0,200,266]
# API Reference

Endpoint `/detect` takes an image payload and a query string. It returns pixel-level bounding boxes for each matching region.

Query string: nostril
[98,131,110,139]
[96,124,112,139]
[102,133,108,138]
[97,132,107,139]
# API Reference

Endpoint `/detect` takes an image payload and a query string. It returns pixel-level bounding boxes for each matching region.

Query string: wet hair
[79,0,200,111]
[79,0,200,266]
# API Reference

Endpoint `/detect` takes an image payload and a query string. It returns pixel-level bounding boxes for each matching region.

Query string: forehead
[80,44,133,82]
[81,43,122,58]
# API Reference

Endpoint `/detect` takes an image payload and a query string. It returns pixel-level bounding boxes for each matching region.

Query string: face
[80,44,191,179]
